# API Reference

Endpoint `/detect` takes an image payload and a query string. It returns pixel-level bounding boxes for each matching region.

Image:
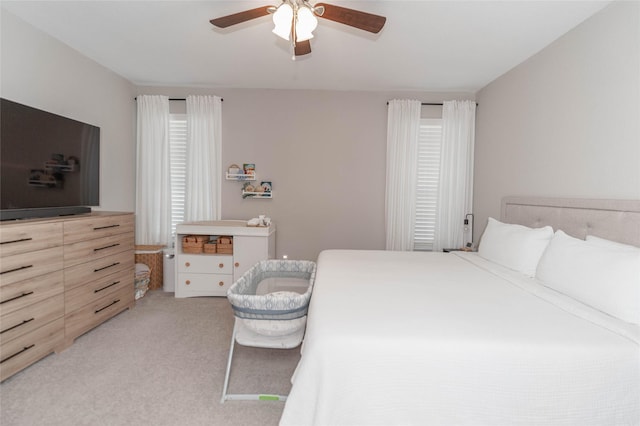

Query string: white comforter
[280,250,640,426]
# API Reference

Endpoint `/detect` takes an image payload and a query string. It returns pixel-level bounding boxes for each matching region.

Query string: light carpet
[0,290,300,426]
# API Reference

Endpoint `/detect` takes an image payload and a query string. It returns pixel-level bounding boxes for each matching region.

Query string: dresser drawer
[0,247,63,287]
[63,214,134,244]
[0,222,63,257]
[0,271,63,317]
[65,269,133,314]
[64,250,134,291]
[177,273,231,297]
[64,232,134,268]
[0,294,64,344]
[0,317,64,382]
[177,255,233,274]
[65,285,133,342]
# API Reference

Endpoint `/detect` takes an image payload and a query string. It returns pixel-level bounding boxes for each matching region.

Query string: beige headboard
[501,196,640,248]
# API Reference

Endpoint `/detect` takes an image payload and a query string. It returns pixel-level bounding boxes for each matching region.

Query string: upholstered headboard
[501,196,640,248]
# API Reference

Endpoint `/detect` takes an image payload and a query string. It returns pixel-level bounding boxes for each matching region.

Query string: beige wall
[1,11,136,212]
[474,1,640,240]
[140,88,473,260]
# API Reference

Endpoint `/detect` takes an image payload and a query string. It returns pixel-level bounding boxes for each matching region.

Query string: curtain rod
[168,98,224,102]
[386,102,478,106]
[134,97,223,101]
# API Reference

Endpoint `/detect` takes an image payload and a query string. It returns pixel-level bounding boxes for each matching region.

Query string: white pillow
[536,230,640,325]
[477,217,553,277]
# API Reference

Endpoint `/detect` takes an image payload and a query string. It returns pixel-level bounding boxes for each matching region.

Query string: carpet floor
[0,290,300,426]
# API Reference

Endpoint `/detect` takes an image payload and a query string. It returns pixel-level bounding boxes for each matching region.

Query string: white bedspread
[280,250,640,426]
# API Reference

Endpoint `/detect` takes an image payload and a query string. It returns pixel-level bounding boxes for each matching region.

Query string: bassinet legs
[220,318,303,402]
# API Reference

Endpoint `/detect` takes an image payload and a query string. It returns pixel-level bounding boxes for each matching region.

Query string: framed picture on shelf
[260,181,272,192]
[243,163,255,176]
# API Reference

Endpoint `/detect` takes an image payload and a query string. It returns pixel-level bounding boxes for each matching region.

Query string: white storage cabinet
[174,220,276,298]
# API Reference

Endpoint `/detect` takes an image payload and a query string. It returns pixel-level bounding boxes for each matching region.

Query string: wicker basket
[134,245,165,290]
[204,241,217,254]
[182,235,207,254]
[216,235,233,254]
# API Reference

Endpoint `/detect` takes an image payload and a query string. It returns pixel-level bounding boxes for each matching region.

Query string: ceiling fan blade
[210,6,272,28]
[295,40,312,56]
[314,3,386,33]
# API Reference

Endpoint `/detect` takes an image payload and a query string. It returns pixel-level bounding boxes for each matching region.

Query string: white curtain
[433,100,476,251]
[185,95,222,221]
[135,95,171,245]
[385,99,421,251]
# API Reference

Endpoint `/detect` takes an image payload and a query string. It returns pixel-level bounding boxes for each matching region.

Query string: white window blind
[169,114,187,237]
[414,118,443,251]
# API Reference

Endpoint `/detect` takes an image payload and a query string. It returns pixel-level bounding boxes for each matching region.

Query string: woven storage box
[217,244,233,254]
[204,242,217,254]
[134,245,164,290]
[216,236,233,254]
[182,235,207,253]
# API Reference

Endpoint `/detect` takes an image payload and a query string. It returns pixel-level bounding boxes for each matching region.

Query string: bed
[280,197,640,426]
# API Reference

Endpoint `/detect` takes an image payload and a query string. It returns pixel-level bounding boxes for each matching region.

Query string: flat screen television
[1,98,100,221]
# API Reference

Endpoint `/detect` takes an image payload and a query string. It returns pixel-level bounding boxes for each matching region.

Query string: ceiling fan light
[295,29,314,42]
[296,6,318,42]
[272,3,293,40]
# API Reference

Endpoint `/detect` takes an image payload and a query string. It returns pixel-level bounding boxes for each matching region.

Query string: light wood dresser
[0,212,135,381]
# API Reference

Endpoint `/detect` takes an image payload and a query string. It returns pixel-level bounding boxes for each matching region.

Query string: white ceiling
[1,0,611,92]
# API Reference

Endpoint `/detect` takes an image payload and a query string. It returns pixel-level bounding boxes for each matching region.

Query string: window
[169,114,187,238]
[414,118,443,251]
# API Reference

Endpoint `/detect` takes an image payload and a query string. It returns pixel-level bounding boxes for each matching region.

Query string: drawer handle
[94,262,120,273]
[185,262,191,267]
[185,280,191,285]
[234,262,240,267]
[93,224,120,231]
[0,264,33,275]
[0,237,33,245]
[219,263,224,268]
[0,344,35,364]
[95,299,120,314]
[0,317,34,335]
[0,291,34,305]
[95,281,120,293]
[218,281,224,287]
[94,243,120,252]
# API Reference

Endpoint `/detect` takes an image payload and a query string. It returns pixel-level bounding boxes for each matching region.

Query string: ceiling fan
[210,1,386,58]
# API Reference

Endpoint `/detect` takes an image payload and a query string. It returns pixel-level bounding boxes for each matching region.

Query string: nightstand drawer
[178,255,233,274]
[0,294,64,344]
[63,214,134,244]
[0,222,63,257]
[0,247,63,287]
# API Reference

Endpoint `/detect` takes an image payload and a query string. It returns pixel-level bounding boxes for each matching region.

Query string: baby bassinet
[221,259,316,402]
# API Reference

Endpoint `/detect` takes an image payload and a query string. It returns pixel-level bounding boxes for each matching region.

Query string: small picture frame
[260,181,272,192]
[243,163,255,176]
[51,153,65,164]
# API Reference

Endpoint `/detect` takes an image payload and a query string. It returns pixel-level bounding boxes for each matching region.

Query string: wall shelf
[226,173,255,181]
[28,179,58,187]
[242,191,273,199]
[45,163,77,172]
